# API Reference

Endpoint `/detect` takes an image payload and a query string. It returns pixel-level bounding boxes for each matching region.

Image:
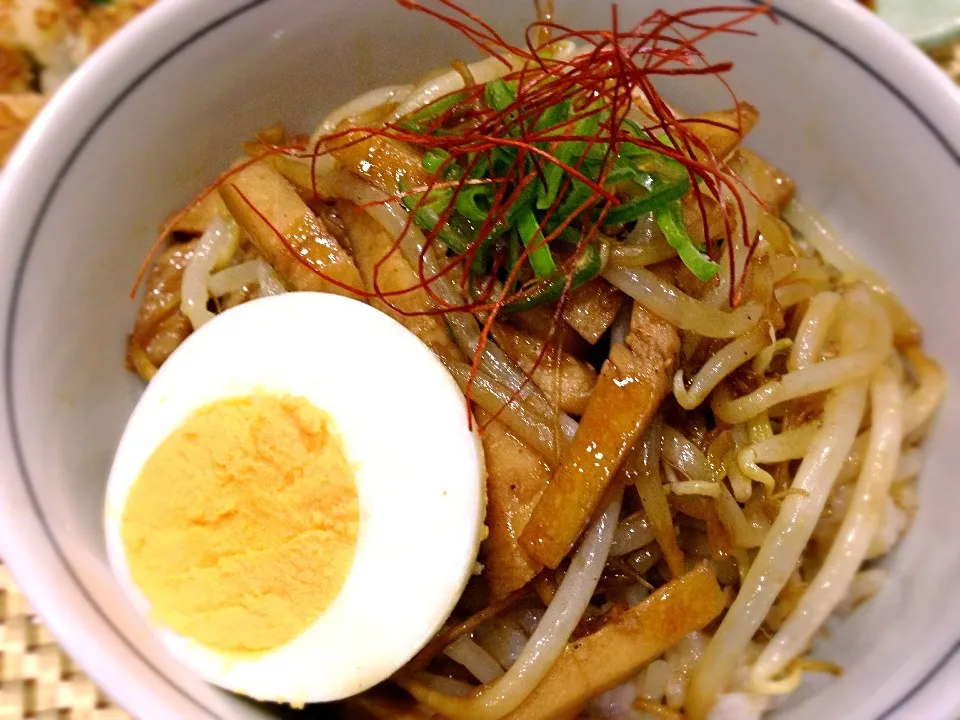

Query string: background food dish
[0,1,956,720]
[0,0,155,165]
[876,0,960,50]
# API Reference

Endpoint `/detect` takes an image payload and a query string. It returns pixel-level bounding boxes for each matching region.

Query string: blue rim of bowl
[1,1,959,718]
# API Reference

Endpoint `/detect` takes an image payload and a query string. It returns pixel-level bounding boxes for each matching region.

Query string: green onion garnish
[655,200,721,282]
[394,72,726,300]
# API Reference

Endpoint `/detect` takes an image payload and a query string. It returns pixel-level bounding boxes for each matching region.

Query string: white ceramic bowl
[0,1,958,718]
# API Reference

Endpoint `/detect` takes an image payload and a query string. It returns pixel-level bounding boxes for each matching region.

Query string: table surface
[0,16,957,720]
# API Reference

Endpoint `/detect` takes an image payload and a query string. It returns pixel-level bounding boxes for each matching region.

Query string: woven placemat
[0,564,129,719]
[0,23,957,720]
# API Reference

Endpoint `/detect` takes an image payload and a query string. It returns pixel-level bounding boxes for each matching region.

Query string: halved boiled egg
[104,292,486,705]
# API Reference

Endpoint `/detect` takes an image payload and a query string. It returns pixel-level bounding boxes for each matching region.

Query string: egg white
[104,292,486,704]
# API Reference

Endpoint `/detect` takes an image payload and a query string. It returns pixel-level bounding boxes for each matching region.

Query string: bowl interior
[1,0,959,718]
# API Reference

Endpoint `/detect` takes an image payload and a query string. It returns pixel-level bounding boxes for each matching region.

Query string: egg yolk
[121,393,359,655]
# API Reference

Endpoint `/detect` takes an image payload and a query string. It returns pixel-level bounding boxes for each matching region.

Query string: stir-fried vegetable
[502,565,725,720]
[336,202,462,362]
[491,324,598,416]
[681,103,758,162]
[520,304,679,568]
[218,162,361,296]
[478,413,551,600]
[560,278,626,345]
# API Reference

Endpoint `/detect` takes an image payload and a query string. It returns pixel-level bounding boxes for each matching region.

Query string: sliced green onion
[649,130,679,150]
[534,99,572,134]
[504,240,608,312]
[508,231,521,272]
[423,148,452,173]
[539,112,601,210]
[550,225,583,245]
[485,79,516,113]
[505,180,538,223]
[534,100,573,210]
[399,183,474,255]
[556,178,596,218]
[395,80,717,294]
[399,90,468,133]
[456,185,492,223]
[622,118,646,139]
[603,172,691,225]
[617,119,654,158]
[468,232,498,275]
[467,153,491,179]
[655,200,720,282]
[600,162,646,186]
[516,207,557,278]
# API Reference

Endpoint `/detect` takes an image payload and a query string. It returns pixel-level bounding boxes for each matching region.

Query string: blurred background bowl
[876,0,960,49]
